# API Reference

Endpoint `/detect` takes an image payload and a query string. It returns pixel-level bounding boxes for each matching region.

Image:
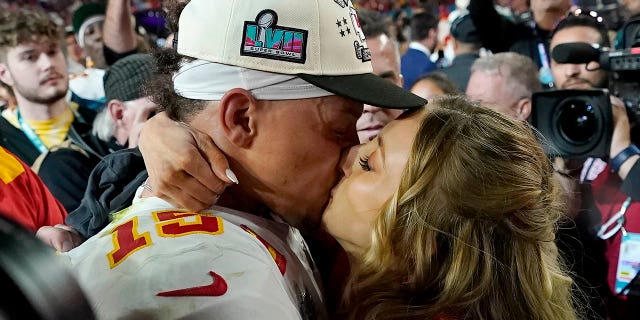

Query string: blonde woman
[323,95,580,320]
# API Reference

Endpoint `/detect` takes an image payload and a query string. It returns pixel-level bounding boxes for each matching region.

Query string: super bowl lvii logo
[241,10,308,63]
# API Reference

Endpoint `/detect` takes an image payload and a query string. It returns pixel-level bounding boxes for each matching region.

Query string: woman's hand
[138,112,237,211]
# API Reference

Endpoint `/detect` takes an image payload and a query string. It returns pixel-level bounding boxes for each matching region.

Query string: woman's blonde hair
[342,95,578,320]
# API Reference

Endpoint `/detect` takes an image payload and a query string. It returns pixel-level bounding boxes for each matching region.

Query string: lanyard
[537,43,550,69]
[16,109,48,154]
[537,42,555,85]
[597,197,633,240]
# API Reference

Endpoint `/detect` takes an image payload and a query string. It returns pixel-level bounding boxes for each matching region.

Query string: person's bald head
[355,8,405,143]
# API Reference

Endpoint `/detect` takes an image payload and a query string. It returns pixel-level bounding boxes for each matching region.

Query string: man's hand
[36,225,84,252]
[138,112,237,211]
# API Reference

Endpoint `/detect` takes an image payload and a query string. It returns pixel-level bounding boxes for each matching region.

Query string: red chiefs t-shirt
[590,164,640,296]
[0,147,66,232]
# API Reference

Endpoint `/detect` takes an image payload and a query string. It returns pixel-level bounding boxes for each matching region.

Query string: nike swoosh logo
[157,271,228,297]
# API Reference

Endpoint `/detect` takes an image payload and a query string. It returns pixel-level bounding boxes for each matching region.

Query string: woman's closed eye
[359,155,371,171]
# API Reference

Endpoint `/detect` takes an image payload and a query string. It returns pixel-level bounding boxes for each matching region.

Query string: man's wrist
[610,143,640,173]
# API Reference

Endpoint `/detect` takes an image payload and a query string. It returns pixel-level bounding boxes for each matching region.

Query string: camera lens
[557,99,597,144]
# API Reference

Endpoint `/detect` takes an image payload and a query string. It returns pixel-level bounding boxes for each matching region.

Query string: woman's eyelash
[359,155,371,171]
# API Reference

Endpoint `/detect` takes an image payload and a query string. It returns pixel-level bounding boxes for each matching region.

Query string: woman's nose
[339,144,362,177]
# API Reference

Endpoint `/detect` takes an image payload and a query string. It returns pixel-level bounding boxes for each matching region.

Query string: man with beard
[0,8,97,166]
[548,10,637,181]
[549,10,609,90]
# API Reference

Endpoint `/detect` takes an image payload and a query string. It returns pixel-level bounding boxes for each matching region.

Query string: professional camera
[550,16,640,122]
[532,17,640,158]
[531,89,612,158]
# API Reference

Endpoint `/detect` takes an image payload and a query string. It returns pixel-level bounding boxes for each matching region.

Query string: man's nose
[363,104,381,113]
[565,63,582,77]
[38,53,55,70]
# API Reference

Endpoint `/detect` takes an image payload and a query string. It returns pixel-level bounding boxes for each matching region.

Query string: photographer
[549,9,640,319]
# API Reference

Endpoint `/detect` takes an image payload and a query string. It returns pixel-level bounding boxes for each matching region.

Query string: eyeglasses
[597,197,632,240]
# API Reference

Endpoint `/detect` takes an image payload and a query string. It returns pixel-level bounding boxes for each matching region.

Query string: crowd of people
[1,0,640,319]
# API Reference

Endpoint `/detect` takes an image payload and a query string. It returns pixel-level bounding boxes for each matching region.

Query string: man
[0,7,96,166]
[64,27,86,75]
[38,0,425,318]
[548,11,637,182]
[549,10,609,91]
[468,0,572,87]
[549,12,640,319]
[72,2,107,70]
[400,11,439,90]
[439,13,482,92]
[355,9,405,143]
[68,0,148,111]
[37,53,158,213]
[466,52,541,121]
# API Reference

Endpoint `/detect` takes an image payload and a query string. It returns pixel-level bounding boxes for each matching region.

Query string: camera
[531,89,612,158]
[550,16,640,123]
[534,17,640,158]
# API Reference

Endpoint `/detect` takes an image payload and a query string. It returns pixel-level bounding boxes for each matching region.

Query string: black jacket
[439,53,480,92]
[65,147,147,238]
[468,0,552,70]
[0,106,97,166]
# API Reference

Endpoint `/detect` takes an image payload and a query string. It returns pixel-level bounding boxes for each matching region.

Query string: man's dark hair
[551,10,611,47]
[410,12,438,41]
[356,8,391,38]
[146,0,207,123]
[162,0,188,34]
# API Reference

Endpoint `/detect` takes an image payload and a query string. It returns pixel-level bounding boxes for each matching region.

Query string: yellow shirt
[1,104,76,148]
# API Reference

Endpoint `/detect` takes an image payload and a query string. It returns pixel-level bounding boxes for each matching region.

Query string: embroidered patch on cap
[334,2,370,62]
[333,0,349,8]
[241,10,308,64]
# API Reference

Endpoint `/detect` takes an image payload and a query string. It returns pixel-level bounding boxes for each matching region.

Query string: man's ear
[219,88,257,148]
[108,99,126,123]
[515,97,532,122]
[0,63,14,87]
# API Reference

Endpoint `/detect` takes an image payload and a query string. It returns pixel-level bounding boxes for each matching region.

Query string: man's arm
[610,96,640,199]
[468,0,521,53]
[103,0,138,65]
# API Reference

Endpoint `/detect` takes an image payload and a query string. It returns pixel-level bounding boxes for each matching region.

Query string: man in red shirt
[0,146,66,233]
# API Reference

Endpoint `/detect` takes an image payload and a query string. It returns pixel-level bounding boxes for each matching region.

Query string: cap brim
[298,73,427,109]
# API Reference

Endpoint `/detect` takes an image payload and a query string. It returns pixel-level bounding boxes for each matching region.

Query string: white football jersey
[60,197,327,320]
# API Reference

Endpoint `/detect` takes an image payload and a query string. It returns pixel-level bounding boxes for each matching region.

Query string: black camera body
[531,89,612,158]
[540,17,640,158]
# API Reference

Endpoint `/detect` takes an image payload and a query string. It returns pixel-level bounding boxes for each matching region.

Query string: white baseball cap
[174,0,426,109]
